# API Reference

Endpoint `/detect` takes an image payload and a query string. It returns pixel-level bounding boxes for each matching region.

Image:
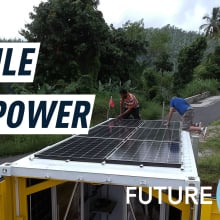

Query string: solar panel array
[35,119,182,168]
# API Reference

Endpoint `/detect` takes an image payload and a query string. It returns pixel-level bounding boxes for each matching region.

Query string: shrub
[179,79,219,97]
[140,101,162,120]
[0,135,68,156]
[91,92,120,125]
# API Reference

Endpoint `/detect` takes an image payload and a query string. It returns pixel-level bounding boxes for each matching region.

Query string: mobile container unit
[0,119,219,220]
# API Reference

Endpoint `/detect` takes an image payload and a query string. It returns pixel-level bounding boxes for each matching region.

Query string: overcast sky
[0,0,219,39]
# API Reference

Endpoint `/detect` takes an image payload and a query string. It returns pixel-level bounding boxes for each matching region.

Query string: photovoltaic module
[35,119,182,168]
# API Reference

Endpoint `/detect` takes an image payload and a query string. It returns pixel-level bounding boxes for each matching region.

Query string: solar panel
[79,125,136,139]
[107,140,181,167]
[35,137,122,162]
[36,119,182,168]
[101,119,144,127]
[140,120,163,128]
[141,120,181,129]
[129,128,180,142]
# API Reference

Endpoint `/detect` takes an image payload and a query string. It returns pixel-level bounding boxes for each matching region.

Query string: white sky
[0,0,219,39]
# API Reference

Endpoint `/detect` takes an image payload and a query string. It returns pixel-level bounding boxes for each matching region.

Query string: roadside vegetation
[198,120,220,184]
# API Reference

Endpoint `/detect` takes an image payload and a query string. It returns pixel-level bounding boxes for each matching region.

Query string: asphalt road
[192,95,220,125]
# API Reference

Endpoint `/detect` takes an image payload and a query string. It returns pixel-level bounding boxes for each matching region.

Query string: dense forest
[1,0,220,121]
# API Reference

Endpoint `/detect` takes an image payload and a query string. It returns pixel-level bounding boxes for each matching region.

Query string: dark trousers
[123,107,140,119]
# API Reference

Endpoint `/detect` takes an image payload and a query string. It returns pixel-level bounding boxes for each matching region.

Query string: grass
[0,135,69,156]
[198,123,220,184]
[210,119,220,126]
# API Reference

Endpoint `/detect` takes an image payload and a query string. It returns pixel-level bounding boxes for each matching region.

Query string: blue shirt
[170,97,191,116]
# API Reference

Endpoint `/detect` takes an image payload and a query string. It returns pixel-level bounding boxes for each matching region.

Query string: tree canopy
[20,0,109,90]
[174,36,207,89]
[99,20,149,84]
[1,2,218,101]
[200,7,220,38]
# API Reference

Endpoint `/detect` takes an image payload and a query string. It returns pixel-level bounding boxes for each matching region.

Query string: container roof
[0,119,200,188]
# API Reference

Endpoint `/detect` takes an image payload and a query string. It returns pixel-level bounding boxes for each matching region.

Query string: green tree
[205,46,220,81]
[200,7,220,38]
[98,20,149,86]
[154,51,173,75]
[20,0,109,91]
[144,27,170,67]
[142,68,159,100]
[174,36,207,90]
[162,25,199,72]
[194,46,220,81]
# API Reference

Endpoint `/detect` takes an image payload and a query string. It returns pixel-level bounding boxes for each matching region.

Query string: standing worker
[165,97,207,136]
[117,89,141,119]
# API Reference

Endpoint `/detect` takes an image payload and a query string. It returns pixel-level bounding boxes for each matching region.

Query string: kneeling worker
[117,89,140,119]
[165,96,207,136]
